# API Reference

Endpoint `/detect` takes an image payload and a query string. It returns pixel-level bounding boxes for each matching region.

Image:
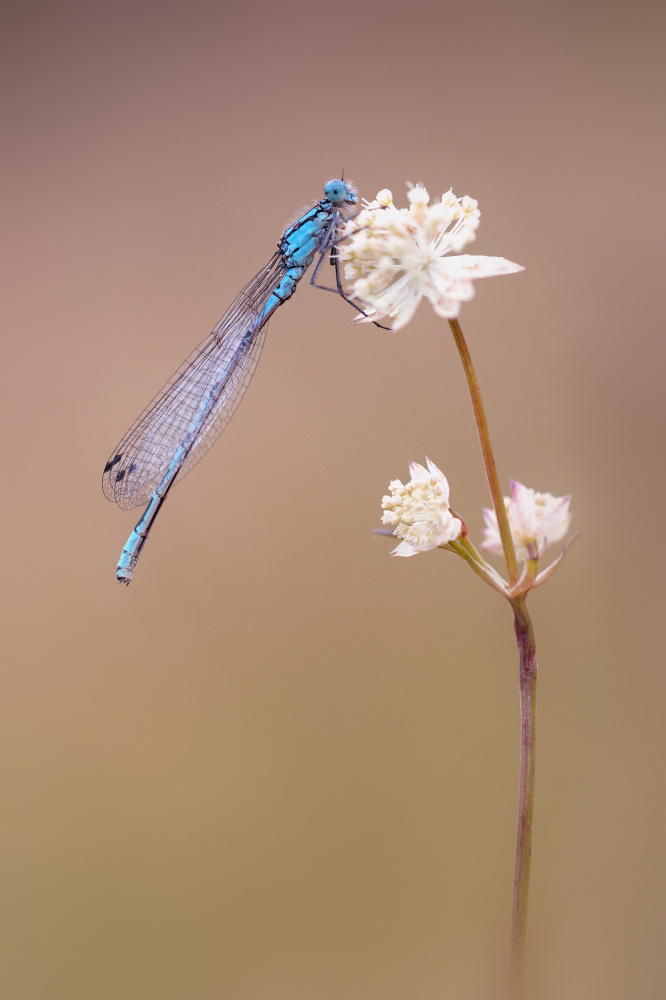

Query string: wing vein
[103,252,284,509]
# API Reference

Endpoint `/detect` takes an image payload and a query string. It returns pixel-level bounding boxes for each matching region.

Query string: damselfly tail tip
[117,569,133,585]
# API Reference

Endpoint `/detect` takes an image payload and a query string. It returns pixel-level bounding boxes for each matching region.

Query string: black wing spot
[115,470,126,482]
[104,454,122,474]
[129,463,137,475]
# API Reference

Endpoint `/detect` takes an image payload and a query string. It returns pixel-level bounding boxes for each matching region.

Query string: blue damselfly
[103,179,359,584]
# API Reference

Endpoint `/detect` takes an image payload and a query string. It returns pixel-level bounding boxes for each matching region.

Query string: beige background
[2,0,665,997]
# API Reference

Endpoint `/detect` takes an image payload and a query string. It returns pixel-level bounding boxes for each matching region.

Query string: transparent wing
[103,252,285,510]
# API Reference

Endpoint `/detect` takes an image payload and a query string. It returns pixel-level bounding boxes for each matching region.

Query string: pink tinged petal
[408,461,431,484]
[350,311,379,326]
[480,535,504,555]
[479,506,503,554]
[429,292,465,319]
[539,495,572,544]
[509,480,537,538]
[482,506,498,531]
[386,284,423,329]
[425,457,450,500]
[426,264,476,303]
[391,540,420,557]
[509,482,572,550]
[424,257,524,314]
[448,255,526,278]
[356,274,423,331]
[443,514,463,542]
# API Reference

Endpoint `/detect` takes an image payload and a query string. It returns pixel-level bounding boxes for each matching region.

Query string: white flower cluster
[381,458,463,557]
[340,184,524,329]
[381,462,573,582]
[480,481,572,561]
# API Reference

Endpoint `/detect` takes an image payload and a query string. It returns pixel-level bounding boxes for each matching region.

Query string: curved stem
[508,595,537,995]
[448,318,519,587]
[447,317,537,994]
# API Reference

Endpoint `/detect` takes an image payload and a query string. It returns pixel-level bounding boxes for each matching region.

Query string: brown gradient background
[2,0,665,997]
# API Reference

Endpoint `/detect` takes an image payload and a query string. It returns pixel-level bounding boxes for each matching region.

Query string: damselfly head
[324,179,357,207]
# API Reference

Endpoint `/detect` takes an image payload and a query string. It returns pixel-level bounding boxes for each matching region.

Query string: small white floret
[480,481,572,561]
[339,184,524,329]
[381,458,462,557]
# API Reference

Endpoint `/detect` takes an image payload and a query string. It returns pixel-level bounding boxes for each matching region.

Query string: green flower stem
[447,317,538,993]
[508,595,537,995]
[448,318,519,588]
[446,538,508,596]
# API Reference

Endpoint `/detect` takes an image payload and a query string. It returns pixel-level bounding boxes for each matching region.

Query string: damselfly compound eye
[324,180,348,204]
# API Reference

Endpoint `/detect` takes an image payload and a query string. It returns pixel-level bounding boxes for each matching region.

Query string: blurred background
[2,0,665,997]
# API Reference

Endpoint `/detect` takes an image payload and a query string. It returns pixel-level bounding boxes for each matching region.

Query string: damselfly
[103,179,359,584]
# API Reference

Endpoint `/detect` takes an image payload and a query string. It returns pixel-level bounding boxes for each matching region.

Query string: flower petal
[425,457,450,501]
[444,255,526,279]
[391,540,420,557]
[408,461,431,484]
[381,458,460,556]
